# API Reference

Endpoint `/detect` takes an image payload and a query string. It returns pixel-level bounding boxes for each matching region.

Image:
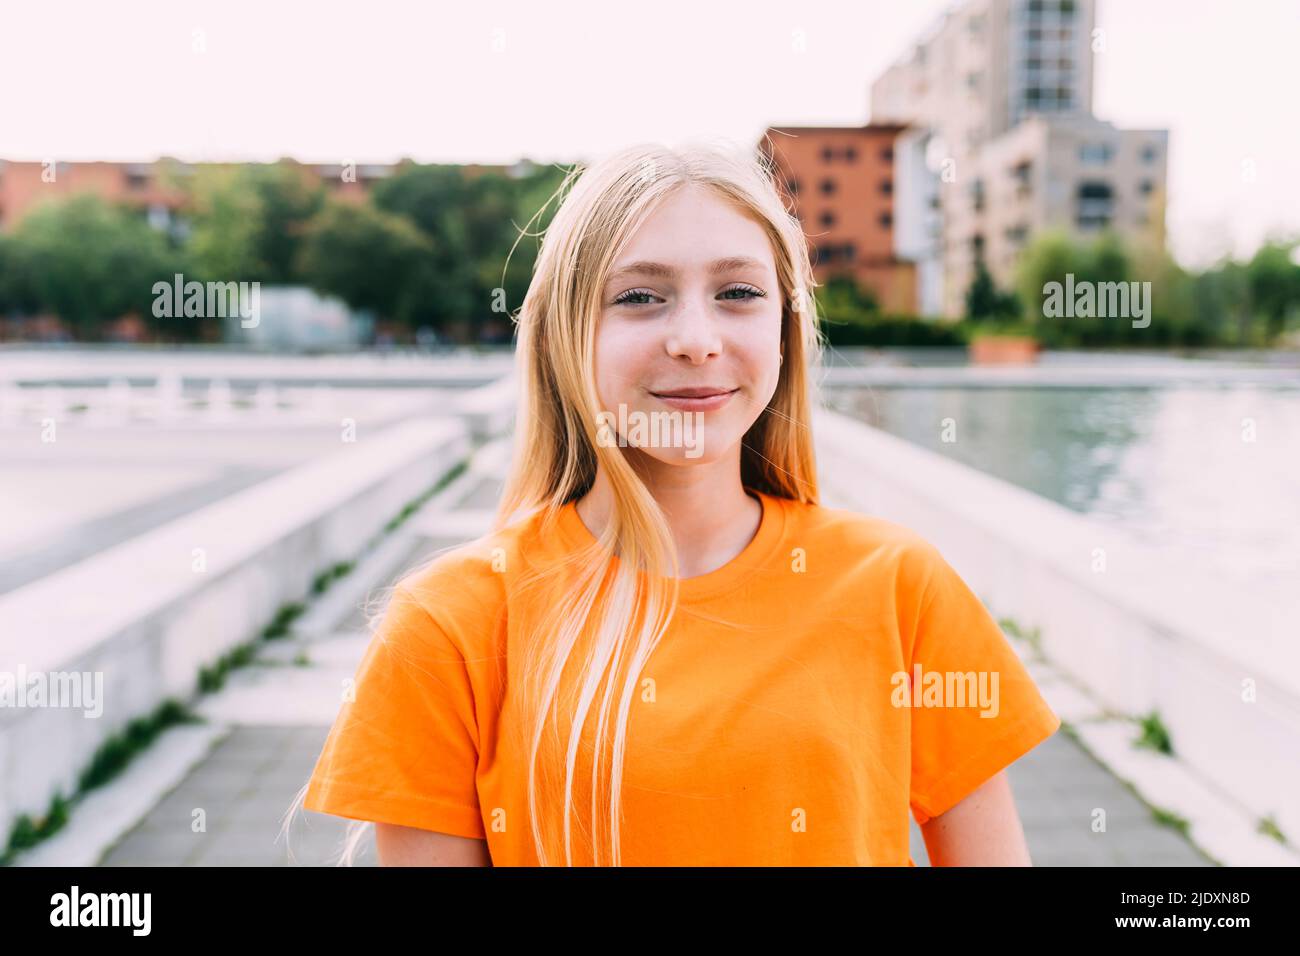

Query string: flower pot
[969,334,1040,365]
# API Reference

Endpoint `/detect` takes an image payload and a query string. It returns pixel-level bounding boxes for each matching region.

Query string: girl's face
[593,183,784,467]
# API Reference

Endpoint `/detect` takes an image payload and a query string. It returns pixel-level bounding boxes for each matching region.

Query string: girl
[294,140,1060,867]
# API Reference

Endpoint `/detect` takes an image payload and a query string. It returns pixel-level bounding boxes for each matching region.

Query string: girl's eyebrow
[606,256,768,285]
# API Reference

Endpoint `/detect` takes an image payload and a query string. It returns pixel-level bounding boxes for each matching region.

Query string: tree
[183,165,264,281]
[370,164,477,326]
[1191,259,1253,346]
[0,234,39,316]
[296,200,435,329]
[965,260,1021,324]
[1246,239,1300,342]
[9,195,188,339]
[183,161,323,284]
[247,161,325,283]
[817,274,879,324]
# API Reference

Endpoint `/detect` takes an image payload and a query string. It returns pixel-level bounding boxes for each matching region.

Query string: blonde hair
[284,138,826,866]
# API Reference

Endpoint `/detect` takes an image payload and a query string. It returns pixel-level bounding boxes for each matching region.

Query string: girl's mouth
[648,387,739,411]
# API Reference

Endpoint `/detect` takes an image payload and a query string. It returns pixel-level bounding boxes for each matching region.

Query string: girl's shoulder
[782,495,944,564]
[776,495,958,602]
[386,504,569,640]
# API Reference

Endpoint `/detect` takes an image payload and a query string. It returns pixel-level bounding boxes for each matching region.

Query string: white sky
[2,0,1297,268]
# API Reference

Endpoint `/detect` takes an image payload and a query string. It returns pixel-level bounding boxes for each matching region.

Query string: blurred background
[0,0,1297,867]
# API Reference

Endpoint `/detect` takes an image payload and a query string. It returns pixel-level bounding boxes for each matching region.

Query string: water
[825,385,1300,619]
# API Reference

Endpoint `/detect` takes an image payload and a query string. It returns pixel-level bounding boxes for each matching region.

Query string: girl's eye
[611,285,767,306]
[720,285,766,301]
[612,289,659,306]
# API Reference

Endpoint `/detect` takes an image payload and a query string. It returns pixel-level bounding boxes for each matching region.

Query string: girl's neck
[574,458,761,579]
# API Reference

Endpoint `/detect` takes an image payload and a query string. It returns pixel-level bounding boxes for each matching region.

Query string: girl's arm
[374,822,492,866]
[918,771,1034,866]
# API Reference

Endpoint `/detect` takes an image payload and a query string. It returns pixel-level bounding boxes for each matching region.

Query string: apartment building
[870,0,1167,317]
[950,115,1168,303]
[760,125,917,314]
[872,0,1096,153]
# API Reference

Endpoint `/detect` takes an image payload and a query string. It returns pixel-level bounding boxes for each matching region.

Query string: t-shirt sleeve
[302,582,486,840]
[902,542,1061,826]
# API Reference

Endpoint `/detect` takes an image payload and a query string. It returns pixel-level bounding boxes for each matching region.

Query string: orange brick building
[0,160,191,232]
[759,125,916,314]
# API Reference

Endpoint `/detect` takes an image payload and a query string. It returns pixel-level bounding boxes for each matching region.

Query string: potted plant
[966,318,1041,365]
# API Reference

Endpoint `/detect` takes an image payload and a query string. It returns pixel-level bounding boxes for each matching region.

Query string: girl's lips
[649,388,739,411]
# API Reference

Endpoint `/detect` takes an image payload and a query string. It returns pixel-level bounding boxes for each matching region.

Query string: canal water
[824,380,1299,672]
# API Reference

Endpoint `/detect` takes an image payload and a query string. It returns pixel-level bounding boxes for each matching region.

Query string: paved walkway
[96,443,1215,867]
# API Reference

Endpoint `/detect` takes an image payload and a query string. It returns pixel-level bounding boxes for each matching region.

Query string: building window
[1141,144,1160,163]
[881,146,894,162]
[819,178,837,196]
[1012,160,1033,195]
[1079,143,1113,164]
[820,210,836,228]
[879,211,893,229]
[879,179,893,196]
[822,146,835,163]
[970,178,985,212]
[844,146,858,162]
[1138,179,1155,196]
[1077,181,1113,229]
[786,177,801,195]
[815,244,855,265]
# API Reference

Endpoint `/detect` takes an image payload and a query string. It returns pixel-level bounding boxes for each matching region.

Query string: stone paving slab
[100,726,376,867]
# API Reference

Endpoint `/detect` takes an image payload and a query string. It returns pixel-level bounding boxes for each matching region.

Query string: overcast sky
[4,0,1297,268]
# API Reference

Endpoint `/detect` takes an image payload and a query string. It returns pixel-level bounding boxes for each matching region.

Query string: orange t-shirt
[303,488,1060,865]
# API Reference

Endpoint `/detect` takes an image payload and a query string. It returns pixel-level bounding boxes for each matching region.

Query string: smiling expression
[594,183,784,465]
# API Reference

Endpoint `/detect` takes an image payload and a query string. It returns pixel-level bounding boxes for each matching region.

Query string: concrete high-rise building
[870,0,1168,317]
[952,115,1168,295]
[872,0,1096,151]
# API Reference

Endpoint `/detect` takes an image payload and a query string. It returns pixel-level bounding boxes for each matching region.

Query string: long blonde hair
[283,139,827,866]
[498,139,824,865]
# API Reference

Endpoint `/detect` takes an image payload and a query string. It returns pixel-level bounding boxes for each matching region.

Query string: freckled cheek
[593,323,655,407]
